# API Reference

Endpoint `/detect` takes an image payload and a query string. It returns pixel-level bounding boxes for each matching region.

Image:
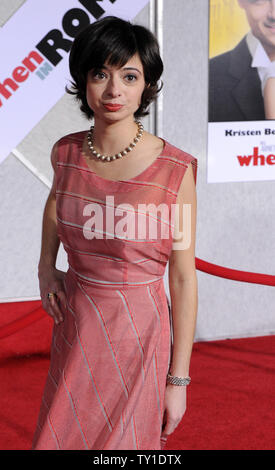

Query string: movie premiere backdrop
[1,0,274,342]
[208,0,275,183]
[0,0,150,162]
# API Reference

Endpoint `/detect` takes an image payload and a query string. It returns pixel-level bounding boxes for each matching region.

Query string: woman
[33,16,198,450]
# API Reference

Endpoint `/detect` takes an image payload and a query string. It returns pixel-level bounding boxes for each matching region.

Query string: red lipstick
[103,103,123,112]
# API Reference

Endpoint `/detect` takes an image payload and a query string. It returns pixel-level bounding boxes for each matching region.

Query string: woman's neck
[92,117,139,156]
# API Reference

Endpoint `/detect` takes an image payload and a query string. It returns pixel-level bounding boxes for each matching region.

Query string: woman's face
[86,53,146,123]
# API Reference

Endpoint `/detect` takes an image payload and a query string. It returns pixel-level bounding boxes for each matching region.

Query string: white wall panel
[0,152,68,298]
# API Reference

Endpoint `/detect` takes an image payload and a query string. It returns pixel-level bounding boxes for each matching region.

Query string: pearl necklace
[87,120,144,162]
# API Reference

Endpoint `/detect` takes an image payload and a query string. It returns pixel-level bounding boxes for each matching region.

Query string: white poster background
[208,121,275,183]
[0,0,149,162]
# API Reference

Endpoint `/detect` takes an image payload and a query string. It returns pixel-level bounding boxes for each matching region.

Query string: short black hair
[65,16,163,119]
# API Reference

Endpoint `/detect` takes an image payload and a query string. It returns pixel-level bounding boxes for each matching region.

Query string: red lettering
[266,154,275,165]
[237,147,275,166]
[12,66,29,83]
[0,78,19,107]
[237,154,253,166]
[0,50,44,107]
[22,50,44,72]
[252,147,265,166]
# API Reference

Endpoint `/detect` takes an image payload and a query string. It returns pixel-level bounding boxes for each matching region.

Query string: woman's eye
[91,70,106,80]
[125,74,137,82]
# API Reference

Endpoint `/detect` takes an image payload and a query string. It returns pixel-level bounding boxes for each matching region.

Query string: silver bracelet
[166,373,191,386]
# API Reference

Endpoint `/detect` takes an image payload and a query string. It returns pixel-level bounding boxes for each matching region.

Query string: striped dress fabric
[32,131,198,450]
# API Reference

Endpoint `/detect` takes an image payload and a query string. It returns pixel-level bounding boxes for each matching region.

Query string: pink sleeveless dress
[32,131,198,450]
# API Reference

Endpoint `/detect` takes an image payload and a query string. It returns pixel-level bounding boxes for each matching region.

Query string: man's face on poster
[238,0,275,53]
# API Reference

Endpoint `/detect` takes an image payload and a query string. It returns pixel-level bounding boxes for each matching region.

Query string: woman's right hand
[39,266,67,325]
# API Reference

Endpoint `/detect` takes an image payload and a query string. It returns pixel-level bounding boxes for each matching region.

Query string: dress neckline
[78,130,167,185]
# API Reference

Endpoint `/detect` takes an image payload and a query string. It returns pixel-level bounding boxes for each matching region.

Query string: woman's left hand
[161,384,187,439]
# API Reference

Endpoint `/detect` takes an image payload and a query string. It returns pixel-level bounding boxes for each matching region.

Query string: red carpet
[0,300,274,450]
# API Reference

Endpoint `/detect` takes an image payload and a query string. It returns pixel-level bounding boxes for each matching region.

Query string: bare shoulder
[142,131,165,154]
[177,163,197,201]
[50,140,60,173]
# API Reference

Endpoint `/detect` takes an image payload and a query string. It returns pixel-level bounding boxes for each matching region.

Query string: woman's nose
[106,77,121,97]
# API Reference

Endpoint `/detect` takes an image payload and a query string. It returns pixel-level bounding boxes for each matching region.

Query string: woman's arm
[38,142,66,325]
[161,162,198,438]
[38,180,60,272]
[168,162,198,376]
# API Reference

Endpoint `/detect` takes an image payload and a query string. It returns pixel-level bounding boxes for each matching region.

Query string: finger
[160,435,168,450]
[162,416,176,437]
[45,303,58,323]
[51,301,64,323]
[48,295,63,323]
[55,290,67,309]
[47,302,60,325]
[41,294,59,323]
[55,291,67,322]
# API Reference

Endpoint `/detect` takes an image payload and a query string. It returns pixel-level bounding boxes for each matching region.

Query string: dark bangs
[66,16,163,120]
[87,20,138,71]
